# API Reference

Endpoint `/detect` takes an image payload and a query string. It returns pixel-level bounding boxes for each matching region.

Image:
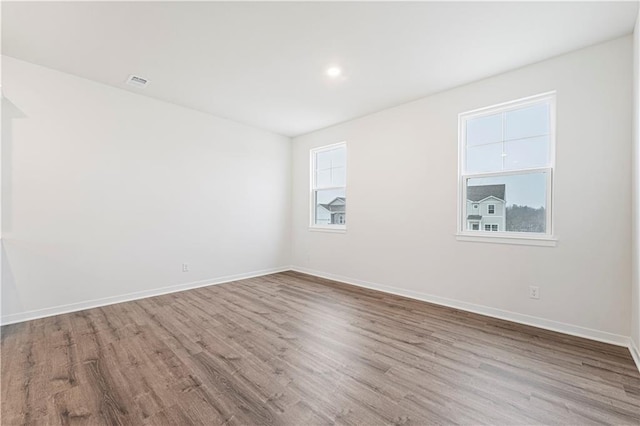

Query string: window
[458,92,555,242]
[311,143,347,229]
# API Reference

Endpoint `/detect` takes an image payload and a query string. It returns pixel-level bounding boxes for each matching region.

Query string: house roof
[467,184,505,202]
[320,197,346,213]
[467,215,482,220]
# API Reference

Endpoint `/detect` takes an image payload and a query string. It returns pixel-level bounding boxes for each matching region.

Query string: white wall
[632,12,640,356]
[3,35,637,348]
[1,56,291,323]
[292,36,633,342]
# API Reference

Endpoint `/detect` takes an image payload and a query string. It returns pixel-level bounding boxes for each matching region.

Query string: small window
[310,143,347,229]
[459,92,555,239]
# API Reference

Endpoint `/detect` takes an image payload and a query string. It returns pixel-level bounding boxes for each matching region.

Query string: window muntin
[459,92,555,238]
[311,143,347,229]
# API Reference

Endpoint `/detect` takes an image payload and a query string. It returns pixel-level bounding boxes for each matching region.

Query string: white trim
[309,141,346,153]
[458,92,556,242]
[462,169,551,240]
[463,166,552,180]
[310,142,347,230]
[456,233,558,247]
[5,265,637,374]
[311,185,344,192]
[630,339,640,374]
[290,266,629,347]
[461,90,558,117]
[308,226,346,233]
[1,266,291,326]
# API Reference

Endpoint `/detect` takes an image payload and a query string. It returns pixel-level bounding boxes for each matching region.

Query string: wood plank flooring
[2,271,639,425]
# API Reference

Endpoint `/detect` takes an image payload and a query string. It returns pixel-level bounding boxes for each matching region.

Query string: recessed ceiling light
[326,67,342,77]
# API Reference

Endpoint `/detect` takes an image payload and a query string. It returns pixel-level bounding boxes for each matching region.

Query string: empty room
[2,1,640,424]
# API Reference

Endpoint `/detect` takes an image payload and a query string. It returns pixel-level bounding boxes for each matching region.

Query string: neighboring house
[466,184,505,232]
[317,197,346,225]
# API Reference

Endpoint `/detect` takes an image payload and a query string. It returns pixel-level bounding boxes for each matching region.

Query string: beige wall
[632,11,640,355]
[2,56,292,323]
[292,36,633,343]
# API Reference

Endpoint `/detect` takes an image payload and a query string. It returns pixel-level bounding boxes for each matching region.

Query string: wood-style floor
[2,271,639,425]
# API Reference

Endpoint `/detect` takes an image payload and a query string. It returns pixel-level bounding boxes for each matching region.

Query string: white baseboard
[1,266,291,326]
[630,339,640,373]
[290,266,631,348]
[4,264,638,374]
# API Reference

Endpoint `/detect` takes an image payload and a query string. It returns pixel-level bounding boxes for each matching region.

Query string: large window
[458,92,555,241]
[310,143,347,230]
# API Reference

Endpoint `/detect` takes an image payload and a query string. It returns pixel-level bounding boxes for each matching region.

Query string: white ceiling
[2,1,638,137]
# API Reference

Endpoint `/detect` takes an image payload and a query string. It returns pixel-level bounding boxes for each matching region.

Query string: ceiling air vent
[126,74,149,88]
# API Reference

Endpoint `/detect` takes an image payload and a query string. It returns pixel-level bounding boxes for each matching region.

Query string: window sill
[309,226,347,234]
[455,233,557,247]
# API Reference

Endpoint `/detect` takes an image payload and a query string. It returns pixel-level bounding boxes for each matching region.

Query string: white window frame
[310,142,347,232]
[487,204,495,215]
[456,92,557,247]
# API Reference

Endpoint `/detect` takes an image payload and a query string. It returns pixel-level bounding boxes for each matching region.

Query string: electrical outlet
[182,263,189,272]
[529,285,540,299]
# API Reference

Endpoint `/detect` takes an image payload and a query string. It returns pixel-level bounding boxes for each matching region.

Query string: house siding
[466,197,506,231]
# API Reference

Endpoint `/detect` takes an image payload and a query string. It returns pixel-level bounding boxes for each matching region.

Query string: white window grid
[310,142,347,230]
[457,92,556,239]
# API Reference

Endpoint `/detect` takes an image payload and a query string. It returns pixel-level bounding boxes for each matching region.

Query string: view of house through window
[311,143,346,228]
[459,92,554,236]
